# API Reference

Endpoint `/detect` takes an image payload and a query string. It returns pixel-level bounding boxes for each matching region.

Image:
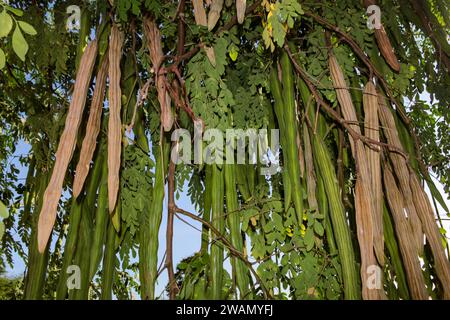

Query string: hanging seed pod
[208,0,224,31]
[139,140,170,300]
[101,219,116,300]
[383,165,428,300]
[363,81,384,265]
[73,56,109,198]
[192,1,216,75]
[37,40,98,253]
[409,173,450,299]
[329,52,384,299]
[311,133,360,300]
[210,164,225,300]
[235,164,251,202]
[202,165,213,252]
[363,0,400,72]
[89,153,109,280]
[303,124,318,210]
[225,164,252,299]
[193,0,207,26]
[107,24,124,214]
[279,52,304,224]
[205,46,216,67]
[144,17,174,132]
[374,26,401,72]
[236,0,246,24]
[382,202,410,299]
[378,93,423,254]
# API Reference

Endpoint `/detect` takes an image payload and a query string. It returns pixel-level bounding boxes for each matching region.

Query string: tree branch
[165,155,178,299]
[174,206,272,299]
[284,45,408,159]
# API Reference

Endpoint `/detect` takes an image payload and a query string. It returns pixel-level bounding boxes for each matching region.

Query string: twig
[304,11,429,174]
[165,153,178,300]
[175,206,272,299]
[284,45,408,159]
[126,79,152,133]
[177,0,186,57]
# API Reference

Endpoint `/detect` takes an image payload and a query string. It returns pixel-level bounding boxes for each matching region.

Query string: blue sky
[4,139,215,298]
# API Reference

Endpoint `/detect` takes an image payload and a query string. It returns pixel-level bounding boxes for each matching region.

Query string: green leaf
[5,6,23,17]
[12,26,28,61]
[304,228,314,251]
[0,10,13,38]
[269,14,286,48]
[0,201,8,218]
[18,21,37,35]
[314,221,324,236]
[0,48,5,70]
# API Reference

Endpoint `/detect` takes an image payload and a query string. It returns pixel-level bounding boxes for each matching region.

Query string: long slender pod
[139,139,170,299]
[210,164,225,300]
[225,164,252,299]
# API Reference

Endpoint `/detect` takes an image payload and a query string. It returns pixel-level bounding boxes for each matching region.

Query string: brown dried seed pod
[192,0,207,27]
[192,1,216,78]
[144,17,174,132]
[236,0,246,24]
[205,46,216,67]
[363,81,384,265]
[378,93,423,254]
[73,56,109,198]
[409,173,450,299]
[208,0,224,31]
[384,165,428,300]
[363,0,400,72]
[107,24,124,214]
[375,26,401,72]
[37,40,98,253]
[329,53,384,299]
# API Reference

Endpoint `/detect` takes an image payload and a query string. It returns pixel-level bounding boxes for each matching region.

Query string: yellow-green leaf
[12,26,28,61]
[0,221,4,239]
[228,45,238,61]
[0,48,5,69]
[5,6,23,17]
[18,21,37,35]
[0,10,13,38]
[0,200,8,219]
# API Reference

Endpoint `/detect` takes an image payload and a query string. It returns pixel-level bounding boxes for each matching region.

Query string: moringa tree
[0,0,449,300]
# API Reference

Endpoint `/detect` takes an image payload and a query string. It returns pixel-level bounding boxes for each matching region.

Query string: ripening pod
[161,89,174,132]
